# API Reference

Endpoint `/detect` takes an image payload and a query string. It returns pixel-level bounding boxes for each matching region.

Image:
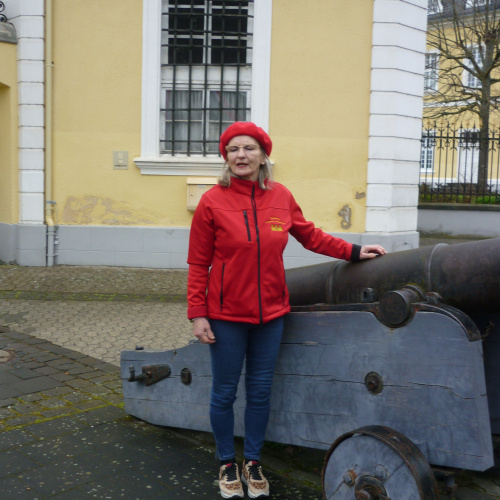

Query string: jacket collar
[229,177,268,196]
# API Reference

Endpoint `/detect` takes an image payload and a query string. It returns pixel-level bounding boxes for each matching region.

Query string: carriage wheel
[322,426,439,500]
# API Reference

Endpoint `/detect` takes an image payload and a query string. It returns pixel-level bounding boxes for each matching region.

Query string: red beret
[219,122,272,160]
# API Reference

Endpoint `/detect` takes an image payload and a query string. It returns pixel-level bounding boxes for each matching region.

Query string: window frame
[136,0,272,176]
[420,130,436,172]
[464,45,482,89]
[424,51,439,93]
[457,127,480,183]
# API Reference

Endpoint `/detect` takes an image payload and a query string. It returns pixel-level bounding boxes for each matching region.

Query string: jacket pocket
[220,263,226,311]
[243,211,251,242]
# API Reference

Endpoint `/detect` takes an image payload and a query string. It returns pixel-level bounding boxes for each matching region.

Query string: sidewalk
[0,236,499,498]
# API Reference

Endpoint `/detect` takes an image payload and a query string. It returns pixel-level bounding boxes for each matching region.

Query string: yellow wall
[52,0,373,232]
[269,0,374,233]
[53,0,190,227]
[0,42,18,224]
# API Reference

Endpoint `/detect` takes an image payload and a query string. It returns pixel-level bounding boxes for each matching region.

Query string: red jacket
[187,178,360,324]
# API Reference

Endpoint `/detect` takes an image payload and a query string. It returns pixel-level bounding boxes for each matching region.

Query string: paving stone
[20,393,44,403]
[11,402,41,414]
[9,367,40,380]
[19,434,94,464]
[16,456,111,496]
[40,407,79,419]
[47,361,82,371]
[0,371,25,385]
[11,375,60,395]
[72,400,108,412]
[104,394,124,405]
[51,375,77,385]
[66,379,95,390]
[34,365,61,375]
[78,357,104,366]
[0,475,44,499]
[32,353,62,363]
[23,416,89,439]
[89,374,118,385]
[62,392,93,404]
[79,370,109,380]
[39,397,69,409]
[0,385,22,400]
[72,420,145,447]
[67,365,97,375]
[83,385,113,396]
[4,415,40,427]
[41,386,74,398]
[64,469,182,499]
[0,428,37,451]
[0,407,15,419]
[72,405,126,426]
[102,380,122,391]
[0,397,17,407]
[20,361,44,369]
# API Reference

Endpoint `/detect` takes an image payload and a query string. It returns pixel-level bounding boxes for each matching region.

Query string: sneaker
[241,459,270,498]
[218,461,244,499]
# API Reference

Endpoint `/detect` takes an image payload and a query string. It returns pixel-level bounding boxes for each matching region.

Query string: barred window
[161,1,253,156]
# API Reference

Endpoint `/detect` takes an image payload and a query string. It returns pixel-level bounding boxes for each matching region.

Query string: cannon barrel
[286,237,500,314]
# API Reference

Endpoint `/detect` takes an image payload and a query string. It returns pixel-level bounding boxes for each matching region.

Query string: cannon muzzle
[286,237,500,314]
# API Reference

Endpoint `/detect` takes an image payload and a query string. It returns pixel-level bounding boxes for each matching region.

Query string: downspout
[44,0,56,266]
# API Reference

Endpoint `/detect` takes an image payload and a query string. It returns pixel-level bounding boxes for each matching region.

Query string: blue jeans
[209,317,284,461]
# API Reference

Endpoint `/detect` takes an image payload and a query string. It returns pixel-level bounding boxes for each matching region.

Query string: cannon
[121,237,500,499]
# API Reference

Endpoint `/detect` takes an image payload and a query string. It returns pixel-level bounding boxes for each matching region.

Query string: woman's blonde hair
[218,153,273,190]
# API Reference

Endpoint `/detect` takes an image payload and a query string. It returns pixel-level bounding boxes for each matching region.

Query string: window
[420,130,436,172]
[137,0,272,175]
[160,1,253,156]
[424,52,439,92]
[464,46,482,88]
[467,0,492,6]
[458,128,480,183]
[428,0,441,13]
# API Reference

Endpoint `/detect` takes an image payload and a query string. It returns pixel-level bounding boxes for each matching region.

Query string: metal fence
[420,124,500,204]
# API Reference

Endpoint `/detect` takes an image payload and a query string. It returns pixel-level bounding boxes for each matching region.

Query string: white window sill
[135,156,225,176]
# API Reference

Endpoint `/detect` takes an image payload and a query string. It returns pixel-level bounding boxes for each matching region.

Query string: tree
[425,0,500,193]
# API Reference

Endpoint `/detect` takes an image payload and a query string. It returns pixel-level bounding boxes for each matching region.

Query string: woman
[187,122,385,499]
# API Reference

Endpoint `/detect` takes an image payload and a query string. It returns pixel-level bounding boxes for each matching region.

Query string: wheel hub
[354,475,388,500]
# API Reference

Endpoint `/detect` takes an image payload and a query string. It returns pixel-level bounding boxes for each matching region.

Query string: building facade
[0,0,428,268]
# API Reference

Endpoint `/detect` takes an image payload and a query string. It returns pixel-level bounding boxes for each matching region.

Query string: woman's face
[226,135,266,182]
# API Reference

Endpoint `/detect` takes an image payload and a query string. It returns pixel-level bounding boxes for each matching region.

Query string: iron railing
[420,123,500,204]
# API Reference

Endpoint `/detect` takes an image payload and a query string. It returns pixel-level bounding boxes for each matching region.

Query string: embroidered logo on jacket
[266,217,285,232]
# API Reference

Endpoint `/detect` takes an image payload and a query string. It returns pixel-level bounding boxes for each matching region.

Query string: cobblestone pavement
[0,236,499,498]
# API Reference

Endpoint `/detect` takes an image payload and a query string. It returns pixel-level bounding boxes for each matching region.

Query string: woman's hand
[192,317,216,344]
[359,245,386,260]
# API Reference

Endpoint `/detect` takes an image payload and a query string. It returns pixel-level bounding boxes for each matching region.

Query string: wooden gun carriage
[121,238,500,499]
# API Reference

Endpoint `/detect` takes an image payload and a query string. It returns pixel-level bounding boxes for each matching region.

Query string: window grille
[161,1,253,156]
[424,53,439,92]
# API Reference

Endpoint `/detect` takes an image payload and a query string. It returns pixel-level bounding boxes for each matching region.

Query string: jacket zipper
[243,210,251,242]
[251,185,263,323]
[220,263,225,311]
